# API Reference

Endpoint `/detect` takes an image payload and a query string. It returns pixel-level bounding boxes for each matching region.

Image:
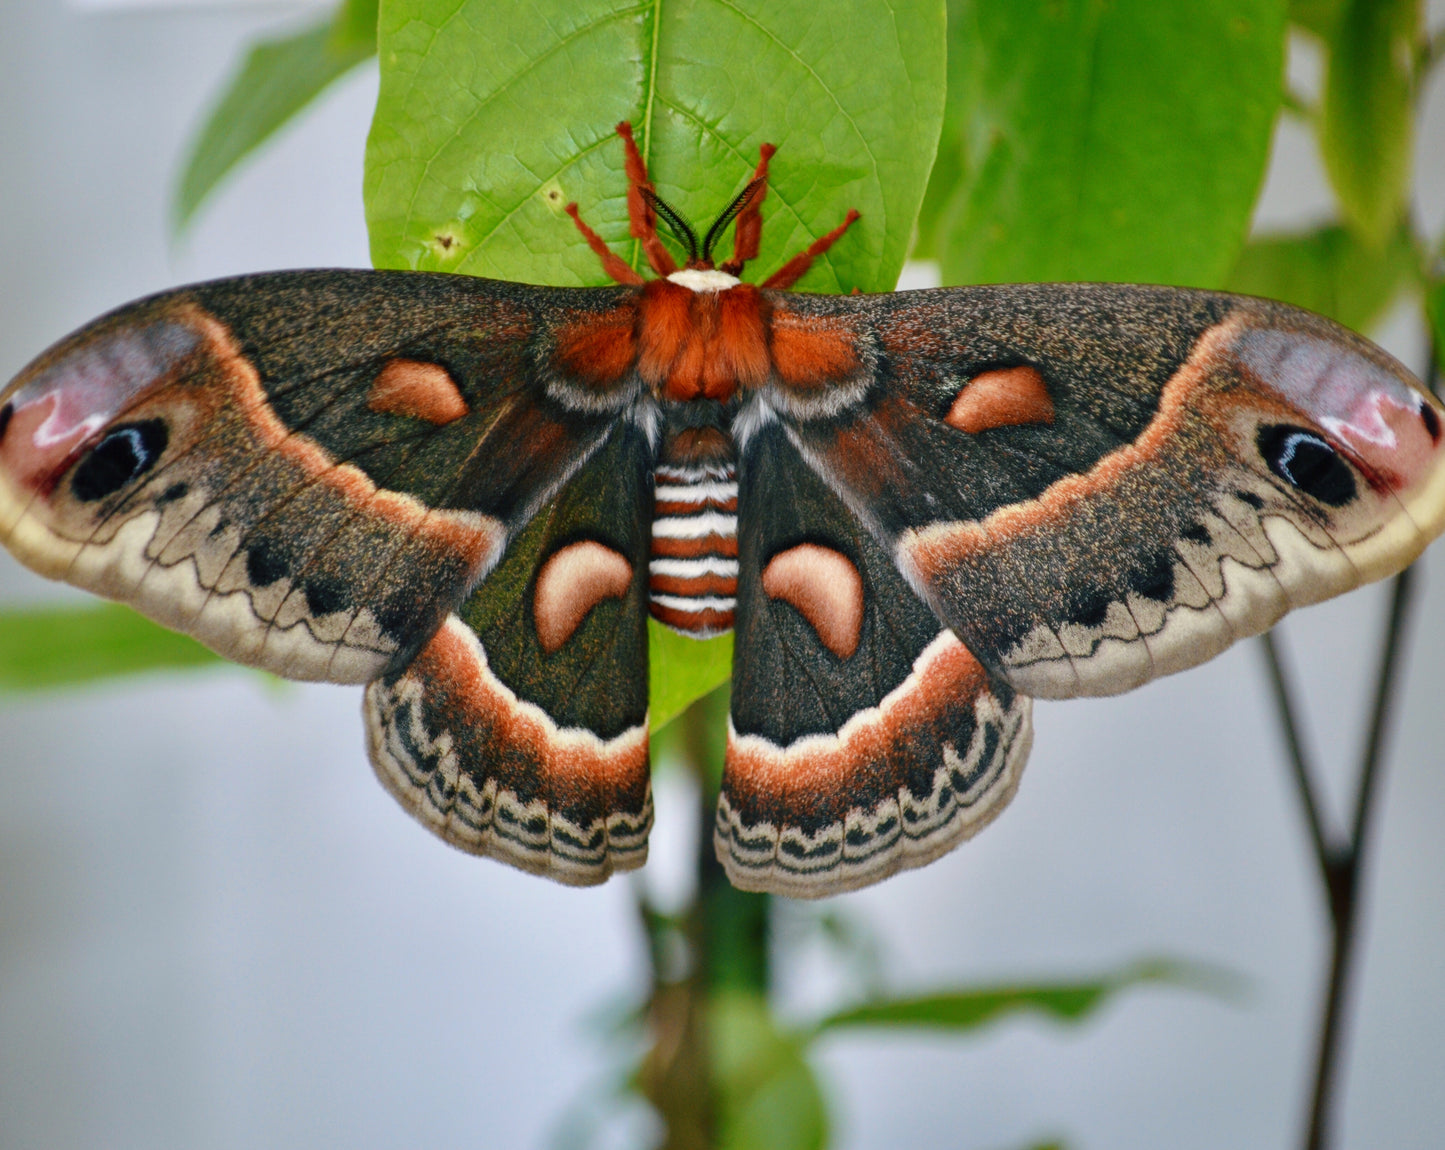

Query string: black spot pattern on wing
[303,575,348,617]
[245,541,289,588]
[1129,552,1176,602]
[71,420,168,502]
[1067,589,1112,629]
[1258,424,1356,507]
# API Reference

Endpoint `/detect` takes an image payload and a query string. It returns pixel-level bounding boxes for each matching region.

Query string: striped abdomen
[649,462,738,636]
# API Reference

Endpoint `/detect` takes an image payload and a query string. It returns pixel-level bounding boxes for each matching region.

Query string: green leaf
[648,621,730,734]
[365,0,946,715]
[174,0,378,230]
[711,992,828,1150]
[1224,223,1419,334]
[811,958,1242,1036]
[365,0,945,292]
[1290,0,1343,39]
[1319,0,1417,247]
[0,604,222,691]
[912,0,974,261]
[926,0,1286,288]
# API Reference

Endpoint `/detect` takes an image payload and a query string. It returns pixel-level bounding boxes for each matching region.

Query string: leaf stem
[637,686,768,1148]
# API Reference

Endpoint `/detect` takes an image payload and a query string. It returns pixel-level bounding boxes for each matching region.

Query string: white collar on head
[666,268,742,292]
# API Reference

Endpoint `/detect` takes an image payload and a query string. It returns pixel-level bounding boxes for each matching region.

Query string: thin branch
[1349,568,1416,851]
[1259,631,1337,889]
[1302,568,1417,1150]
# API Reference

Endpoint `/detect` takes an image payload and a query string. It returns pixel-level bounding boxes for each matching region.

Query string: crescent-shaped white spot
[761,543,863,659]
[533,540,632,654]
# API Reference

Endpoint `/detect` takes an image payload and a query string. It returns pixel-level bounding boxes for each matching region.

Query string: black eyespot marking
[1420,403,1440,443]
[1129,553,1176,603]
[1235,490,1265,510]
[155,482,189,506]
[0,402,13,442]
[1181,523,1212,546]
[1258,424,1356,507]
[71,420,168,502]
[246,542,289,588]
[303,576,347,617]
[1069,589,1112,629]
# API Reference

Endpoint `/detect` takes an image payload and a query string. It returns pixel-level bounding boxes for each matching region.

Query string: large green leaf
[365,0,944,291]
[926,0,1286,288]
[1320,0,1417,247]
[174,0,379,230]
[1224,223,1419,335]
[365,0,946,712]
[0,604,222,691]
[811,958,1241,1035]
[648,621,730,734]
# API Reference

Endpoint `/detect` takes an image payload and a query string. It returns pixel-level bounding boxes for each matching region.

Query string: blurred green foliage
[0,603,220,689]
[813,958,1244,1034]
[918,0,1285,288]
[1225,223,1417,334]
[174,0,378,230]
[1319,0,1416,247]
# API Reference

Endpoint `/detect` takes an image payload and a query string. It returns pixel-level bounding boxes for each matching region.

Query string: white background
[1,3,1442,1148]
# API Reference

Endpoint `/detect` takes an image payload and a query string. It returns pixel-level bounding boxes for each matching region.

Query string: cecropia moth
[3,123,1442,897]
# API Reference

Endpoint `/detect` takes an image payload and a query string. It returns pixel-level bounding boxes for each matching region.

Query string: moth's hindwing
[768,284,1445,699]
[0,271,630,683]
[364,421,654,885]
[720,420,1032,898]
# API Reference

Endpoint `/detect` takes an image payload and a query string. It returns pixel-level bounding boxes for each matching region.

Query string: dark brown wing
[365,419,655,885]
[751,283,1445,699]
[0,269,641,684]
[720,417,1030,897]
[0,269,660,884]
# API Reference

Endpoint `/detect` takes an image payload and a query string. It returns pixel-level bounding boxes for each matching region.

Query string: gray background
[1,3,1442,1147]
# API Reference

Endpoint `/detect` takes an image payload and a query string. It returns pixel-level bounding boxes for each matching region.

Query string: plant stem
[1262,565,1418,1150]
[638,686,769,1148]
[1259,631,1333,888]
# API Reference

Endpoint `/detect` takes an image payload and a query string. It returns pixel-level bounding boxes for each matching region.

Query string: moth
[2,123,1443,899]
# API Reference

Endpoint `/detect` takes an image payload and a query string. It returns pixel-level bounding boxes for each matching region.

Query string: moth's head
[640,179,766,276]
[566,124,857,293]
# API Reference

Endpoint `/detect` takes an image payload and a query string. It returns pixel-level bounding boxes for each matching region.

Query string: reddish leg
[762,209,861,290]
[616,122,678,276]
[564,203,644,285]
[720,143,776,275]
